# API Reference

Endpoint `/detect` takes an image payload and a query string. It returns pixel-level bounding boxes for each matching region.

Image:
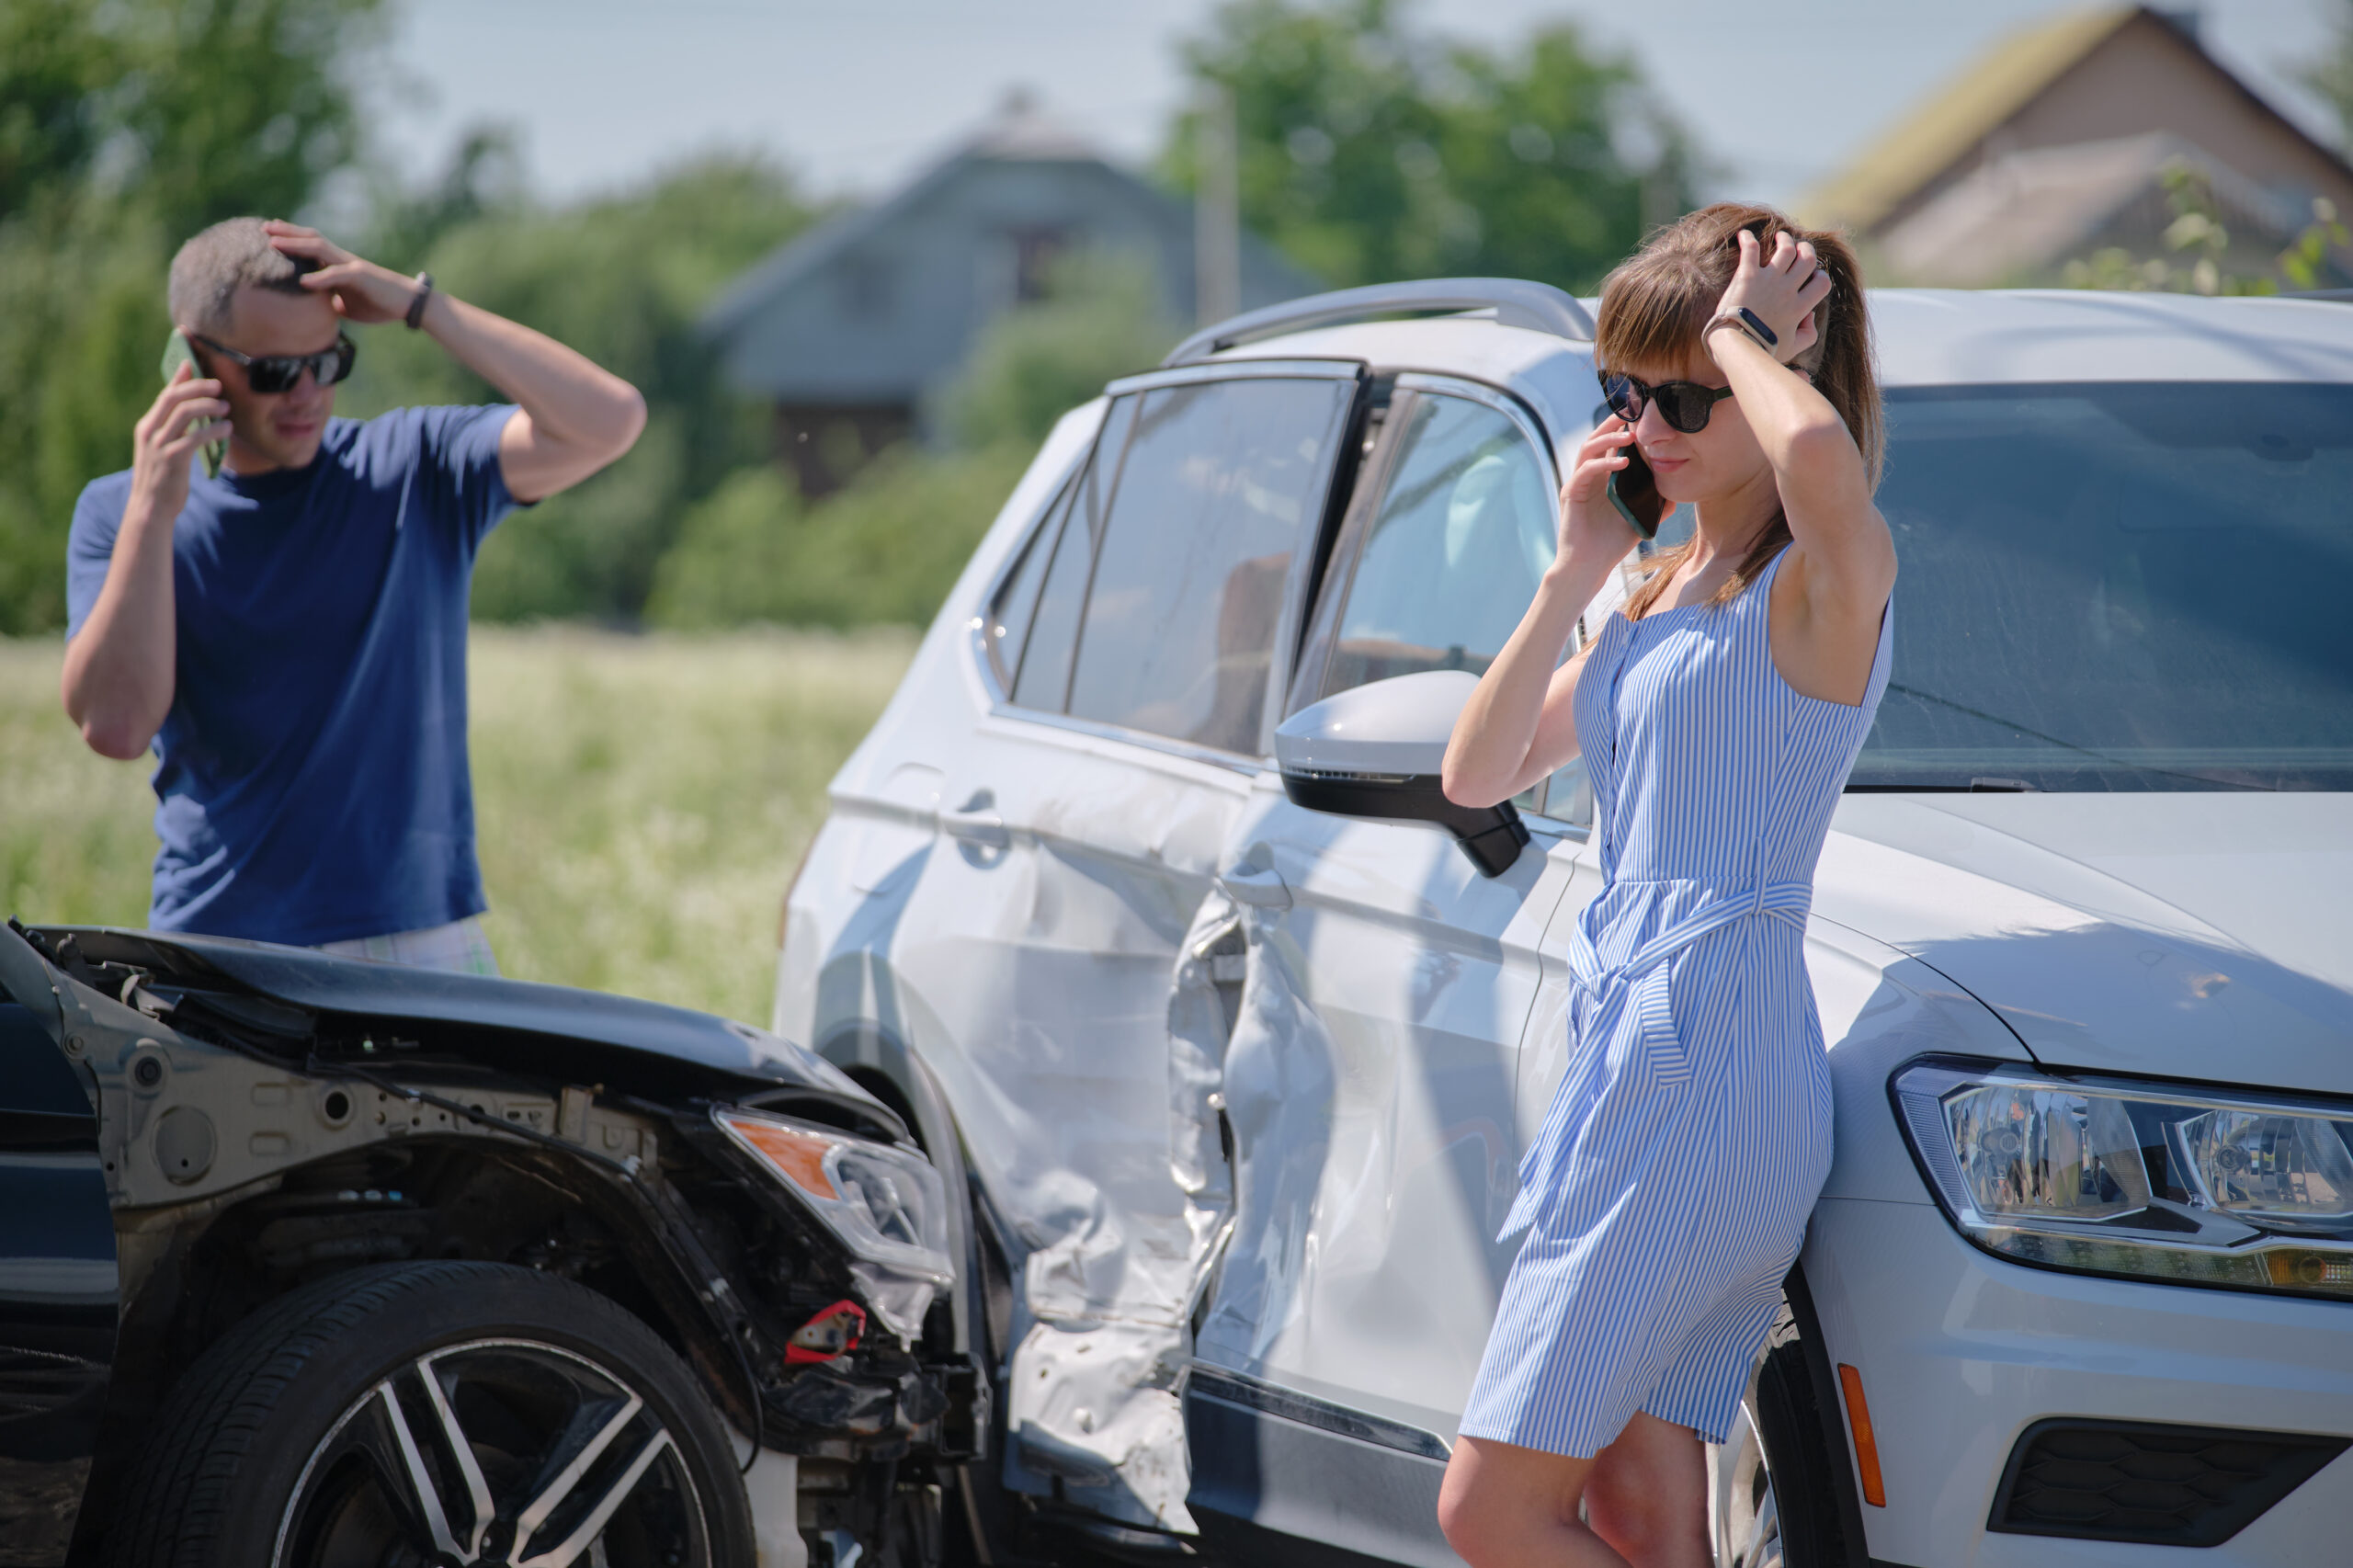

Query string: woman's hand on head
[1556,417,1643,568]
[1713,229,1833,365]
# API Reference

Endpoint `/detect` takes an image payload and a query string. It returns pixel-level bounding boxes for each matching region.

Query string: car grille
[1989,1418,2348,1547]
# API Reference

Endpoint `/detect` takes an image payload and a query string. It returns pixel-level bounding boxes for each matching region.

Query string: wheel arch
[816,1021,978,1362]
[1782,1262,1877,1568]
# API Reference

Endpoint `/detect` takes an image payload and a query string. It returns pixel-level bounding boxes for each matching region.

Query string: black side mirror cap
[1272,671,1529,878]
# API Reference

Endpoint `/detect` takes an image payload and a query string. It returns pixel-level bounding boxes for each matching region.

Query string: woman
[1434,204,1896,1567]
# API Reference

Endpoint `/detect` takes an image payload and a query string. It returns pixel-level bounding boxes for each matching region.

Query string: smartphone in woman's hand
[1608,438,1664,539]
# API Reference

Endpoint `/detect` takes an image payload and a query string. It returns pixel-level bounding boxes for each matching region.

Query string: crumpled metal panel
[968,786,1247,1531]
[995,884,1248,1528]
[1195,784,1582,1437]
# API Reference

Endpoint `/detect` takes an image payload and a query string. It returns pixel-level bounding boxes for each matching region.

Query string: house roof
[1800,6,2136,233]
[1876,131,2311,286]
[701,97,1138,341]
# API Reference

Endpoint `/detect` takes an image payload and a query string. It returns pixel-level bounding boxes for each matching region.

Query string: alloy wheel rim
[273,1336,710,1568]
[1718,1403,1785,1568]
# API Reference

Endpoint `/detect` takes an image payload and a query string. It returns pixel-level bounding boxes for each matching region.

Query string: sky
[372,0,2342,210]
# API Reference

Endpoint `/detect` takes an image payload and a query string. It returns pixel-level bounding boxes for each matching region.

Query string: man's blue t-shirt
[65,404,521,945]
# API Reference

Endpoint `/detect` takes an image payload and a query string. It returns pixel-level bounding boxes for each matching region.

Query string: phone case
[160,331,226,479]
[1607,464,1661,540]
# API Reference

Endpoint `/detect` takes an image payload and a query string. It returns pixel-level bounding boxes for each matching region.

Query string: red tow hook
[786,1299,869,1364]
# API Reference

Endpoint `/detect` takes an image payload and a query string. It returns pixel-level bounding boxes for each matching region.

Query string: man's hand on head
[265,222,427,328]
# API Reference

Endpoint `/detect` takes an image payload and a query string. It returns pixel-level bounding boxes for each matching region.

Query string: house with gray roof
[702,94,1318,494]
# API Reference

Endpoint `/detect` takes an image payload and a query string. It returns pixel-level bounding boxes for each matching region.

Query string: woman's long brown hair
[1596,202,1883,619]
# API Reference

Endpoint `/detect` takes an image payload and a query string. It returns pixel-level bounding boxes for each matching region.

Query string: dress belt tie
[1504,880,1815,1237]
[1566,880,1814,994]
[1563,879,1814,1095]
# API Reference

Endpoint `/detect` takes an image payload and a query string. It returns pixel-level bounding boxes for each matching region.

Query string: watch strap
[1706,306,1779,357]
[405,272,435,331]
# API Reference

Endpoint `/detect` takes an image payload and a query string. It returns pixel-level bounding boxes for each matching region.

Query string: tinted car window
[1324,392,1555,693]
[1316,391,1584,824]
[1065,377,1352,755]
[1011,397,1137,711]
[1858,382,2353,791]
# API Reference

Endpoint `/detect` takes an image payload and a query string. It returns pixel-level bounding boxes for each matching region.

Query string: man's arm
[61,364,232,759]
[265,222,647,504]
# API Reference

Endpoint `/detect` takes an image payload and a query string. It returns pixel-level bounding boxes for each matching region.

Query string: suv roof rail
[1163,278,1596,365]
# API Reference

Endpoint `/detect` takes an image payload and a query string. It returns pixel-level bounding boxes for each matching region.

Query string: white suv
[775,279,2353,1567]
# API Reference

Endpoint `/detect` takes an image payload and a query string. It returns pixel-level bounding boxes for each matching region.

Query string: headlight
[1893,1058,2353,1298]
[714,1106,955,1339]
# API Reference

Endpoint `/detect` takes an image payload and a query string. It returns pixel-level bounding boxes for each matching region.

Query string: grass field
[1,627,915,1025]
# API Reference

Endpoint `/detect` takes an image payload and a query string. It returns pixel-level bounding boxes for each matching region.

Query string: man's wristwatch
[405,272,435,331]
[1704,306,1778,357]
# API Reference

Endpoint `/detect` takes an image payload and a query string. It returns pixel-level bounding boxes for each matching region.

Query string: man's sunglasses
[1599,371,1734,434]
[192,332,357,394]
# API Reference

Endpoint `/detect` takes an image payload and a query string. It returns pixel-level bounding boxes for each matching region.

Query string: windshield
[1852,381,2353,792]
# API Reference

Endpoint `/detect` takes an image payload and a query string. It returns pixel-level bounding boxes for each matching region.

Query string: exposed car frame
[0,917,983,1565]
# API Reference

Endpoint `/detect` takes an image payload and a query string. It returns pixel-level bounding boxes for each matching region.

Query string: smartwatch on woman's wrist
[1704,306,1779,358]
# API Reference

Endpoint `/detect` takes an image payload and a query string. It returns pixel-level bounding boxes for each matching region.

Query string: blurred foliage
[0,0,387,633]
[2062,161,2351,294]
[339,150,817,621]
[651,257,1172,631]
[645,444,1038,631]
[934,252,1175,449]
[2298,0,2353,155]
[1160,0,1697,291]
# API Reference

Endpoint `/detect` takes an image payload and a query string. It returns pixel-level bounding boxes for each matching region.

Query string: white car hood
[1817,794,2353,1096]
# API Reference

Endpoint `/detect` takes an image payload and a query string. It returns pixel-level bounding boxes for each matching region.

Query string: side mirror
[1274,671,1529,877]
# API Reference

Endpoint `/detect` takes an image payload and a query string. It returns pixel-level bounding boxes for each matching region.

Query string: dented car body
[779,286,2353,1567]
[0,919,981,1566]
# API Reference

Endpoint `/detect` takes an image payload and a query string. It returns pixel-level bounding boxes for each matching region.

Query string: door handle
[1218,860,1290,910]
[942,803,1008,849]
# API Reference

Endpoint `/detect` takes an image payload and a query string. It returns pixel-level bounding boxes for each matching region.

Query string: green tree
[935,252,1176,449]
[1161,0,1695,291]
[643,445,1037,631]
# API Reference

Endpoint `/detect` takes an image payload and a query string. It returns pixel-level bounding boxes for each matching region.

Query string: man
[63,218,645,971]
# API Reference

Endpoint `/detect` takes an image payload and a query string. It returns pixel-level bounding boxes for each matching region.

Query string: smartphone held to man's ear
[159,330,226,479]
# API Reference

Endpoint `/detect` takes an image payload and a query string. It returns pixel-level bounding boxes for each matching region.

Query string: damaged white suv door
[790,361,1367,1532]
[1183,378,1600,1564]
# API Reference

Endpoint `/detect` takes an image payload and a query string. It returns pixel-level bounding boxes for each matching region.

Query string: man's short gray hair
[167,217,319,336]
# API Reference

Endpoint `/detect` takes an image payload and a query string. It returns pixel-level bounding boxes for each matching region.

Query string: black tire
[103,1259,754,1568]
[1743,1310,1853,1568]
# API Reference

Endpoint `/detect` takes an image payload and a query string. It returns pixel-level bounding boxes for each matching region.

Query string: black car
[0,918,986,1567]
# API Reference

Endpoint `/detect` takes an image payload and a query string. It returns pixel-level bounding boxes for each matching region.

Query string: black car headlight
[1893,1058,2353,1298]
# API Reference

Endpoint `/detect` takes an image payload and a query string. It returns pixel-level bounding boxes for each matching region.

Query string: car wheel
[1715,1310,1850,1568]
[104,1259,753,1568]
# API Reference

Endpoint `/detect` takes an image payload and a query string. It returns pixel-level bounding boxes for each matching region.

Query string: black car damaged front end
[0,919,981,1566]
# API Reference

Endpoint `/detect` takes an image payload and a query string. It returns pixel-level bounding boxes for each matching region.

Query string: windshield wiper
[1878,683,2274,791]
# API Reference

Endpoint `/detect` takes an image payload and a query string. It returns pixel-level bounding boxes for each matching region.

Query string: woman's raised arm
[1705,229,1896,702]
[1440,422,1642,809]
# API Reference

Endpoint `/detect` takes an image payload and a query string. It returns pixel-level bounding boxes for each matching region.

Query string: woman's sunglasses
[193,332,357,394]
[1599,371,1734,434]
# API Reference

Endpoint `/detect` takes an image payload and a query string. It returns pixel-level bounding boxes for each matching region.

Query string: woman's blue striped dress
[1460,543,1893,1458]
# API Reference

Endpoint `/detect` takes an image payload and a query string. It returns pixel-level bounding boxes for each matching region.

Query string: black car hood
[41,926,869,1102]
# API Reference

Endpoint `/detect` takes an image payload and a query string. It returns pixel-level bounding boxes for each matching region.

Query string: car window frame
[1286,369,1591,838]
[970,358,1370,773]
